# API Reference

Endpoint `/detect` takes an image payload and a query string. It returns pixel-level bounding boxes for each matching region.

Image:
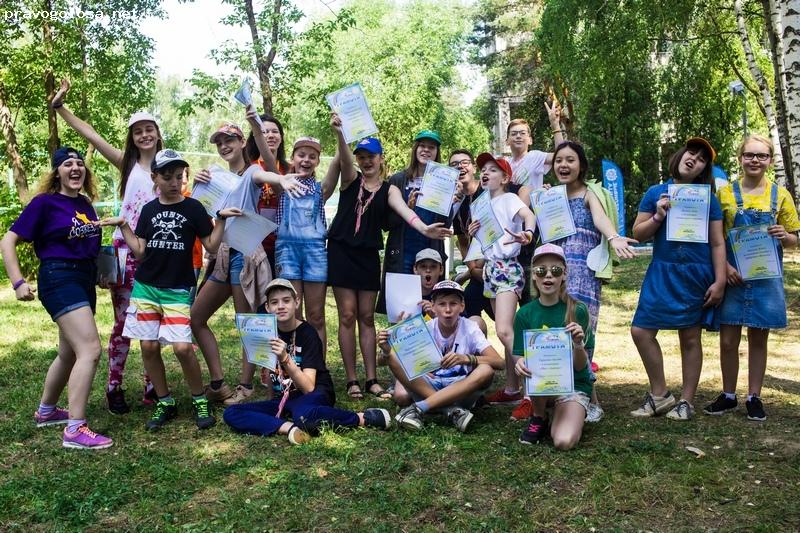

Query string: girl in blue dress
[630,138,726,421]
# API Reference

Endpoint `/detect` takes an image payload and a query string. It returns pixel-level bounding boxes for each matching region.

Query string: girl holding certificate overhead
[513,244,593,449]
[325,115,453,400]
[50,79,162,414]
[190,120,276,407]
[466,153,537,412]
[1,147,112,449]
[704,135,799,422]
[630,138,726,421]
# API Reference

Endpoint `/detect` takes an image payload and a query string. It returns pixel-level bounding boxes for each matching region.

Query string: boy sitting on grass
[378,280,504,432]
[223,278,391,444]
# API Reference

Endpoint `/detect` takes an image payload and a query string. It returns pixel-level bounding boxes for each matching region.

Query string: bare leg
[746,327,770,396]
[303,282,327,359]
[677,326,703,402]
[719,324,742,393]
[173,342,205,396]
[631,326,668,396]
[290,280,305,320]
[40,328,77,405]
[357,290,379,382]
[53,307,102,419]
[469,315,488,336]
[231,284,256,386]
[190,280,232,381]
[493,291,520,391]
[550,400,586,450]
[140,340,168,397]
[333,287,359,382]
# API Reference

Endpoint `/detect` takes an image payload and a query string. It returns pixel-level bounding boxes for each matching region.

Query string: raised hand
[51,78,70,107]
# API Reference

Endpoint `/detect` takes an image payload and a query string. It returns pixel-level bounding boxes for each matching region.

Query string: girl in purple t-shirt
[0,147,112,450]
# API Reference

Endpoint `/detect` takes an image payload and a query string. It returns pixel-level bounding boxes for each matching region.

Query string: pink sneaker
[62,425,113,450]
[591,361,600,373]
[34,407,69,427]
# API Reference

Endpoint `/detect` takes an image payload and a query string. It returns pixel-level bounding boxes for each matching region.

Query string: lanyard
[354,177,379,235]
[275,330,296,418]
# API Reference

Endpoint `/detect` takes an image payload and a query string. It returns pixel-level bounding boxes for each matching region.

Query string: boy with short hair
[379,280,504,432]
[223,278,391,444]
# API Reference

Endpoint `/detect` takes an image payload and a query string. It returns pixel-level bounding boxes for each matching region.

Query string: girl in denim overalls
[704,135,799,421]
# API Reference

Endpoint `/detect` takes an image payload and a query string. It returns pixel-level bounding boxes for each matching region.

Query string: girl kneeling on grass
[704,135,799,422]
[223,279,391,444]
[630,138,726,421]
[513,244,594,449]
[1,147,112,449]
[101,150,242,431]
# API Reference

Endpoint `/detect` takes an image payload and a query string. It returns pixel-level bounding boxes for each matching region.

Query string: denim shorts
[409,373,488,410]
[209,249,245,286]
[554,391,591,413]
[37,259,97,321]
[275,239,327,283]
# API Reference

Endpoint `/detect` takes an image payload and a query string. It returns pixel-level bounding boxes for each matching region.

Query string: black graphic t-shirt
[269,321,335,404]
[134,197,213,288]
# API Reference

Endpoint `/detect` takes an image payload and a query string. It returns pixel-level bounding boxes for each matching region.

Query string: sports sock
[724,392,736,400]
[415,400,430,413]
[66,419,86,433]
[38,403,56,417]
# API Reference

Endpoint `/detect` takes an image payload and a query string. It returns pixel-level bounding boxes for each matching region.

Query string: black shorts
[327,240,381,291]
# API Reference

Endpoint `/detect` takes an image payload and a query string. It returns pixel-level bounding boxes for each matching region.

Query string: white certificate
[523,328,574,396]
[223,210,278,256]
[463,238,484,262]
[234,78,263,129]
[191,165,241,219]
[416,161,459,217]
[387,314,442,380]
[385,273,423,323]
[530,185,576,243]
[235,313,279,369]
[469,191,504,251]
[325,83,379,144]
[730,224,782,280]
[666,184,711,243]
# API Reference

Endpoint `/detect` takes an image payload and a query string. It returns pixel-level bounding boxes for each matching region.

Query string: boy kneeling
[378,281,503,432]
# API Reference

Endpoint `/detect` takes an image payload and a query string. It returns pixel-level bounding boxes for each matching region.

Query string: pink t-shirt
[113,162,157,242]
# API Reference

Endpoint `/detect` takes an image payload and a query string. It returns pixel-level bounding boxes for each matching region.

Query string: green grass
[1,252,799,531]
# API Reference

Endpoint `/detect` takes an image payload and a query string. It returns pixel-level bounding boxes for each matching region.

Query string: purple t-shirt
[10,193,101,260]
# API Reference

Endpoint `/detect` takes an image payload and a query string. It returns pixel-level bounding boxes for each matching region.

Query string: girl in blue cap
[50,79,163,414]
[324,114,453,399]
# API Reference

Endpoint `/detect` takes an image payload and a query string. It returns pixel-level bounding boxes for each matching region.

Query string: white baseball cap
[128,111,158,128]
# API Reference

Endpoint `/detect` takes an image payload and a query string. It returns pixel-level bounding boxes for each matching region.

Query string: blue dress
[632,180,722,330]
[718,181,786,329]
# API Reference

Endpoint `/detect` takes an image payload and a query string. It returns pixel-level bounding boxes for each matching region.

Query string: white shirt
[506,150,550,189]
[115,162,157,241]
[486,192,526,260]
[427,316,491,378]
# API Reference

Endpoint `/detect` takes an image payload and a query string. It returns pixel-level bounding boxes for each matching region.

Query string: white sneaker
[585,403,604,423]
[630,391,676,417]
[446,407,474,433]
[223,384,254,406]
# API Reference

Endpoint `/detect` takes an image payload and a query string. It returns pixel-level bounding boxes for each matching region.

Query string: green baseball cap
[414,129,442,145]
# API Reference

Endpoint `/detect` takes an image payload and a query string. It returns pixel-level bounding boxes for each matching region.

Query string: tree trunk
[42,0,59,157]
[779,0,800,205]
[763,0,796,200]
[734,0,786,184]
[244,0,282,116]
[0,80,29,201]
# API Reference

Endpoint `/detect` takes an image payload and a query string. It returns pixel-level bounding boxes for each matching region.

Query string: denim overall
[718,181,786,328]
[275,182,328,282]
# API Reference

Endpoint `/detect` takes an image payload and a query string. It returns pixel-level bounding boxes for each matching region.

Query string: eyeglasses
[449,159,473,168]
[508,130,529,138]
[742,152,771,162]
[533,265,564,278]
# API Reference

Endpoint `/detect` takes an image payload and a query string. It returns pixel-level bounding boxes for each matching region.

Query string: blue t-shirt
[638,180,722,265]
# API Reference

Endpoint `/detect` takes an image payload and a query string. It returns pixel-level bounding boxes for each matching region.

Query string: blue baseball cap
[52,146,84,169]
[353,137,383,155]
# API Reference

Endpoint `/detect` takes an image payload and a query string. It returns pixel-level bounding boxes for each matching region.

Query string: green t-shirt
[512,298,593,395]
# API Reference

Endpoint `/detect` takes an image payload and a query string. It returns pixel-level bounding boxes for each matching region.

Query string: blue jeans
[275,240,327,282]
[223,390,357,436]
[37,259,97,320]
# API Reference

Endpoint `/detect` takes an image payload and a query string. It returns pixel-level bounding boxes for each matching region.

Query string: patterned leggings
[107,246,150,389]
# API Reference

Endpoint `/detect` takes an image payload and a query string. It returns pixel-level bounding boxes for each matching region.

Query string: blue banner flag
[601,159,626,237]
[712,164,730,191]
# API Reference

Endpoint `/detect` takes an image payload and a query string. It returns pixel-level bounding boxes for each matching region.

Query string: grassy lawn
[1,252,799,531]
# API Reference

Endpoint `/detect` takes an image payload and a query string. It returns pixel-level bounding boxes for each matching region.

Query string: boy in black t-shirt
[101,149,242,431]
[223,278,392,444]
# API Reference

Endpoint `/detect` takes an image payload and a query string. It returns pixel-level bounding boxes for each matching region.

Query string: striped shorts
[122,281,193,344]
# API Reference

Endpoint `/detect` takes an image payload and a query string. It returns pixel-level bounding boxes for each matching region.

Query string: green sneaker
[192,397,216,430]
[146,400,177,431]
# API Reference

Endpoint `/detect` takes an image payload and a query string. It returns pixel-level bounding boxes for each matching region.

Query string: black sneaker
[362,408,391,430]
[146,400,177,431]
[106,386,131,415]
[192,397,216,430]
[519,415,548,445]
[703,393,737,415]
[746,396,767,421]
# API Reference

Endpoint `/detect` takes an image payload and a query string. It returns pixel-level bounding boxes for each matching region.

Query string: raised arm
[252,169,308,198]
[331,113,357,189]
[544,99,564,165]
[200,208,243,253]
[585,190,637,258]
[50,79,123,169]
[632,193,669,242]
[98,217,146,258]
[245,107,279,173]
[387,184,453,240]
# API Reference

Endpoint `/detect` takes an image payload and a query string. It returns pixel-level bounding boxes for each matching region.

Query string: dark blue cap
[353,137,383,155]
[52,146,84,169]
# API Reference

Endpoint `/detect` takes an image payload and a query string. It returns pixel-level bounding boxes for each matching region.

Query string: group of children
[4,82,796,451]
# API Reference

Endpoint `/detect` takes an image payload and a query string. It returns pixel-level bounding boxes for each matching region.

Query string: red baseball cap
[476,152,513,177]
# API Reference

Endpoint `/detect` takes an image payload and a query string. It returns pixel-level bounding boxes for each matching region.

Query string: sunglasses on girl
[533,265,565,278]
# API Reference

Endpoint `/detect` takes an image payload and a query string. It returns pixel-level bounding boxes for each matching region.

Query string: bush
[0,184,37,281]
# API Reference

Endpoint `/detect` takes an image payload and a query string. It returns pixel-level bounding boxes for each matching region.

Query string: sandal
[346,380,364,399]
[365,379,392,401]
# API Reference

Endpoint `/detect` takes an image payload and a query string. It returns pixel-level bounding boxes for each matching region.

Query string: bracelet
[552,129,563,134]
[525,229,535,243]
[609,234,621,241]
[215,210,225,220]
[51,102,63,110]
[12,279,25,290]
[408,215,420,227]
